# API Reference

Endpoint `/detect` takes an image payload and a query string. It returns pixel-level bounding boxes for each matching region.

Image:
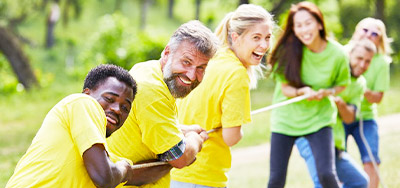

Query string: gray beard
[163,58,199,98]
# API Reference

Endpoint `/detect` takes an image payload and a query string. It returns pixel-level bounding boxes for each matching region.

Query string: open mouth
[106,115,119,126]
[252,51,264,60]
[178,76,192,85]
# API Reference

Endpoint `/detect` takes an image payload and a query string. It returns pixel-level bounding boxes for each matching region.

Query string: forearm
[281,83,300,98]
[168,133,202,168]
[125,164,172,186]
[337,103,356,124]
[364,90,384,103]
[222,126,243,147]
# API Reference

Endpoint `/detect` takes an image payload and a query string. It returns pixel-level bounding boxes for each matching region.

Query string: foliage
[78,13,167,77]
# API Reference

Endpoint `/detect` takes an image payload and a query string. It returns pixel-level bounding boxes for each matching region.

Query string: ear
[83,88,91,95]
[318,23,323,31]
[231,32,240,44]
[160,45,170,67]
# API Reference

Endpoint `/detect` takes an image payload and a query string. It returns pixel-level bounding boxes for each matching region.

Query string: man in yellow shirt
[106,20,219,187]
[6,64,139,188]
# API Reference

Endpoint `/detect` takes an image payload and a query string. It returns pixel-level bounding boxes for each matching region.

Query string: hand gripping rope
[129,94,310,170]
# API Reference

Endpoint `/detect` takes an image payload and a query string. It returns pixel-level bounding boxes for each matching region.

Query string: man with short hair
[107,20,219,187]
[6,64,138,188]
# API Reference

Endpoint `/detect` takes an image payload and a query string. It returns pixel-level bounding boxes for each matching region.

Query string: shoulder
[327,39,348,59]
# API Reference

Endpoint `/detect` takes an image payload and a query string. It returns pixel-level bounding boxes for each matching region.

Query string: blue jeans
[344,119,380,164]
[170,180,226,188]
[296,137,369,188]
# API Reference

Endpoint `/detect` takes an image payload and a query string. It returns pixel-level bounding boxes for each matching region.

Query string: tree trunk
[375,0,385,22]
[195,0,201,20]
[168,0,174,19]
[239,0,249,5]
[0,26,39,90]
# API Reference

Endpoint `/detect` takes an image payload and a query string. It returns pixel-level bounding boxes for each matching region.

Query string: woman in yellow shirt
[170,4,275,188]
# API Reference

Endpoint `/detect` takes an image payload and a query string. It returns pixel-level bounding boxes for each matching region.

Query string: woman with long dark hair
[267,2,350,187]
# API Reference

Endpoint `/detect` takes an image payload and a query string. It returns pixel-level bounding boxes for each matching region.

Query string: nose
[186,67,196,81]
[260,40,269,51]
[110,103,121,114]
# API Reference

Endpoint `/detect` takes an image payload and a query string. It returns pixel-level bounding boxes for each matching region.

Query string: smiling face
[349,45,374,78]
[161,40,210,98]
[230,21,272,68]
[84,77,134,137]
[293,10,323,48]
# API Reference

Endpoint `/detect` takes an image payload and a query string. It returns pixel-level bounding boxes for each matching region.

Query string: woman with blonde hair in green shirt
[344,17,393,188]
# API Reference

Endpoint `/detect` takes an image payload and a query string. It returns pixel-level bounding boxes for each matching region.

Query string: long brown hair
[268,1,327,88]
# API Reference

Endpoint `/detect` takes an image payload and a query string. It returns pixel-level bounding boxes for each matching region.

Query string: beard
[163,57,200,98]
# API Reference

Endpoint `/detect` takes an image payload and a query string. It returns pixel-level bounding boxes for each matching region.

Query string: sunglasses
[362,28,380,38]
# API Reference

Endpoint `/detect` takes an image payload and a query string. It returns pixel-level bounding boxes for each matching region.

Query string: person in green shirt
[267,2,350,187]
[344,17,393,188]
[295,39,377,188]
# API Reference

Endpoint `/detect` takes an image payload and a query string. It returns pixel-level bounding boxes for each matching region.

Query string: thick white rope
[251,94,311,115]
[130,94,310,169]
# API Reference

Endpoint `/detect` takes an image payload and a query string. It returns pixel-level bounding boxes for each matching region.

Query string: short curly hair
[83,64,137,97]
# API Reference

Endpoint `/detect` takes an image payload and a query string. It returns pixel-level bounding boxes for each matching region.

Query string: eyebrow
[106,92,132,105]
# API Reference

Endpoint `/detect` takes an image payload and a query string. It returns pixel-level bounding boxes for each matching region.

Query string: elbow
[93,176,114,188]
[223,133,243,147]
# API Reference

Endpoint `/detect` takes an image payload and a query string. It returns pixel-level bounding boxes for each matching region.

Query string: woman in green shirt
[345,17,393,188]
[267,2,350,188]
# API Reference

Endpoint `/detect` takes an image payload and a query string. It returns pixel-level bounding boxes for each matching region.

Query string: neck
[307,37,327,53]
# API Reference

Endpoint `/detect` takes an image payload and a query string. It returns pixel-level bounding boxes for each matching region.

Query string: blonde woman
[345,17,393,188]
[170,4,274,188]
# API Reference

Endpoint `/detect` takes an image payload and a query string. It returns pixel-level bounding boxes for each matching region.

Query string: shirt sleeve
[137,98,184,154]
[157,139,185,161]
[221,68,252,128]
[334,54,351,87]
[67,97,107,157]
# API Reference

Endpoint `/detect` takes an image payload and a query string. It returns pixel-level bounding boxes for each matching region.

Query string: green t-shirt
[271,40,351,136]
[333,76,366,150]
[360,54,390,120]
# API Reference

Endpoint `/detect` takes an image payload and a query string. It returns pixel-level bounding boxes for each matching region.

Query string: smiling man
[106,20,219,188]
[6,64,137,188]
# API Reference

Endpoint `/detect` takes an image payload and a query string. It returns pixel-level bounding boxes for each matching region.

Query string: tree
[375,0,385,21]
[195,0,201,20]
[0,27,39,89]
[168,0,174,19]
[239,0,249,5]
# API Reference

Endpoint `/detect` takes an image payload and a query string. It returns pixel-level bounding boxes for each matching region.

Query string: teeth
[179,76,191,84]
[303,34,311,40]
[107,116,117,124]
[254,52,264,56]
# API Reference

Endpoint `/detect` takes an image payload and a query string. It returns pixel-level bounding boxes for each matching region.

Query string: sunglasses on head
[362,28,380,38]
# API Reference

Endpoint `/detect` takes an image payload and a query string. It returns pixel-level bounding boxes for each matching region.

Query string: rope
[357,109,387,188]
[251,94,310,115]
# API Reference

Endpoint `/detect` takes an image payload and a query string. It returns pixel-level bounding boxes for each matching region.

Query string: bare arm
[334,96,356,124]
[124,160,172,186]
[364,90,384,104]
[222,126,243,147]
[168,131,207,169]
[83,144,130,188]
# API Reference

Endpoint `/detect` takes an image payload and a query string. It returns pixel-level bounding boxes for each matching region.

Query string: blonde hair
[215,4,274,89]
[351,17,393,57]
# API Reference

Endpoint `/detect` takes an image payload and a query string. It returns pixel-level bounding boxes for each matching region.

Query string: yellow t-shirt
[6,94,107,188]
[171,47,252,187]
[107,60,184,188]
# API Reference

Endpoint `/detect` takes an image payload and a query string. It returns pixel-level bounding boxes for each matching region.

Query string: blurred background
[1,0,399,187]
